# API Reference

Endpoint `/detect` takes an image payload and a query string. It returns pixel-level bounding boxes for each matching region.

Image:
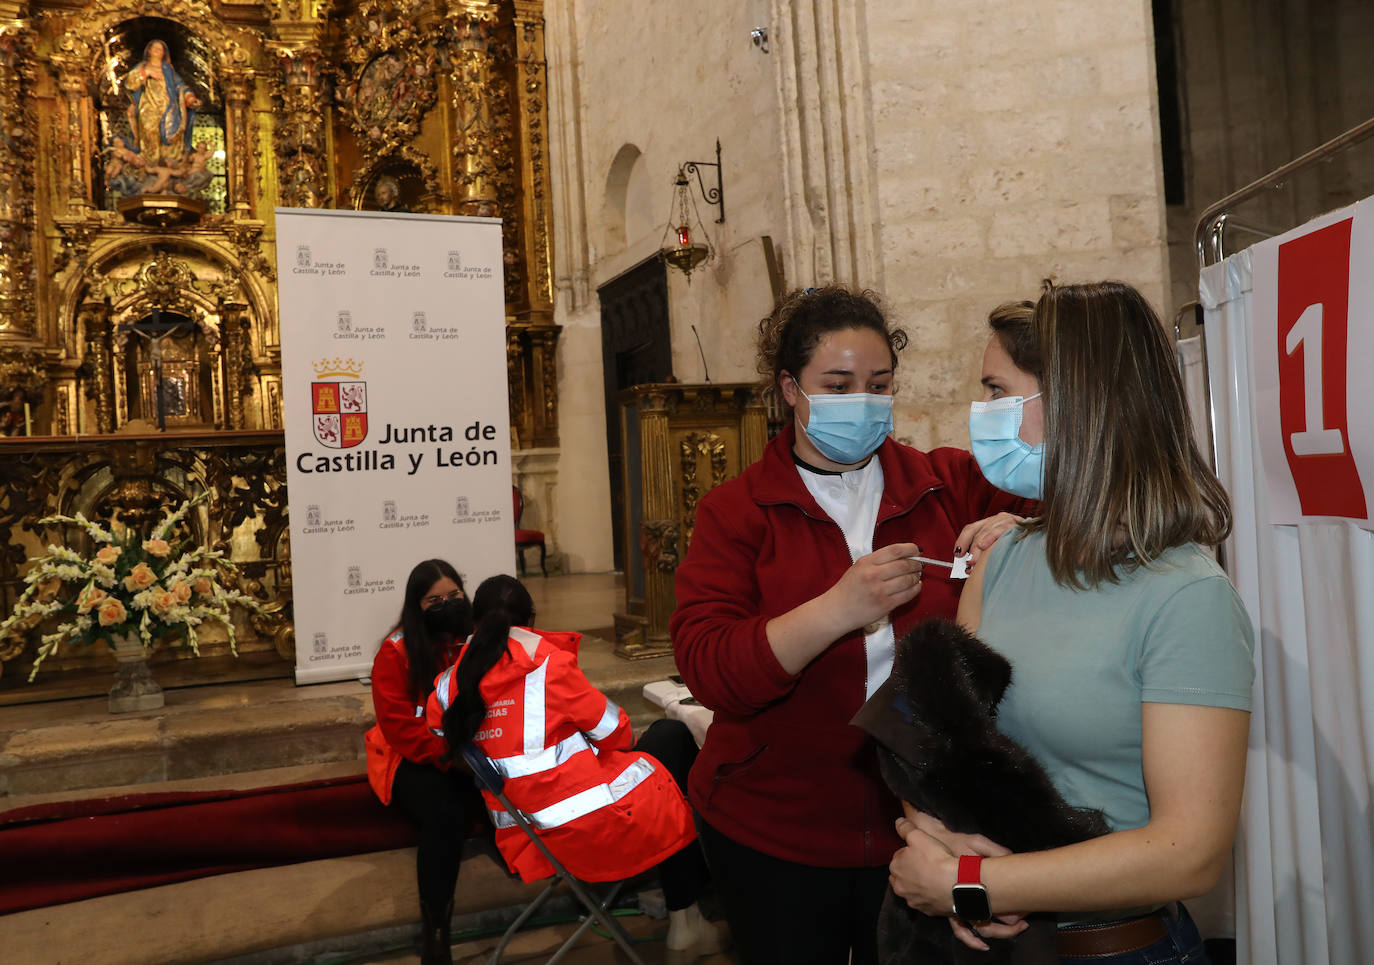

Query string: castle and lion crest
[312,357,367,449]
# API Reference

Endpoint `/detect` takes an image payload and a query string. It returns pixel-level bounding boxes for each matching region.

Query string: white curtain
[1200,250,1374,965]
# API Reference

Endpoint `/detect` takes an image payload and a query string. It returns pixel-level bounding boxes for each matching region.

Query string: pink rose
[142,539,171,558]
[150,590,177,615]
[76,585,108,614]
[193,577,213,597]
[95,546,122,566]
[170,579,193,604]
[123,562,158,592]
[97,598,128,627]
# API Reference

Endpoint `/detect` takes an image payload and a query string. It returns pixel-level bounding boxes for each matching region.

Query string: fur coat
[852,618,1109,964]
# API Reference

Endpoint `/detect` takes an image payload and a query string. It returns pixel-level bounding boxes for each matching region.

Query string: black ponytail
[442,574,535,750]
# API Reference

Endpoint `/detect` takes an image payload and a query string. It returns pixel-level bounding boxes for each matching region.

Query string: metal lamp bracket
[681,140,725,224]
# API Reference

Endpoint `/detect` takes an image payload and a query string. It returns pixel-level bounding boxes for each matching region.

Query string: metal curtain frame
[1195,114,1374,268]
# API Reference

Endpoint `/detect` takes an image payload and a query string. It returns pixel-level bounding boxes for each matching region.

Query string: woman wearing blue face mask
[889,282,1254,965]
[670,286,1033,965]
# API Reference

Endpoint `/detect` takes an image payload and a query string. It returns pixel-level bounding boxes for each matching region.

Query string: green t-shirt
[979,531,1255,834]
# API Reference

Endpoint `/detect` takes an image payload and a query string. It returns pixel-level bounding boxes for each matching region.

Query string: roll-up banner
[275,208,514,684]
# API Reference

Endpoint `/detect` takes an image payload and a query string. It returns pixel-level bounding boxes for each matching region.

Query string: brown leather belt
[1057,906,1171,958]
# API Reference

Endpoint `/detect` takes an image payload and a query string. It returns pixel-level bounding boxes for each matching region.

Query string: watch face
[952,883,991,922]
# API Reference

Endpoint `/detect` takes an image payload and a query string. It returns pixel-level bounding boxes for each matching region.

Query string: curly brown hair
[756,286,908,414]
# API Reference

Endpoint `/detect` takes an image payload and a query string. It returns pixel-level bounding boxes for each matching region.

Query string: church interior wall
[545,0,784,573]
[863,0,1171,453]
[1163,0,1374,318]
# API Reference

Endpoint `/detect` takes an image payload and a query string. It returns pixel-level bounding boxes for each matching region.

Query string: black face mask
[422,596,473,640]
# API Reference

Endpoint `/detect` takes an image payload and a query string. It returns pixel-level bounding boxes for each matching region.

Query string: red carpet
[0,775,420,915]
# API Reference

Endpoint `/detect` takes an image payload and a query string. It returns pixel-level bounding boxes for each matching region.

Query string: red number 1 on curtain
[1276,217,1368,518]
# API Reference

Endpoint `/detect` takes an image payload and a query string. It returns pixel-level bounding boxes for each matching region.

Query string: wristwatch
[952,855,991,921]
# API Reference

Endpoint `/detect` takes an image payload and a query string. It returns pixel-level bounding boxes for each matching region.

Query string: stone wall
[546,0,1171,569]
[863,0,1170,450]
[545,0,784,572]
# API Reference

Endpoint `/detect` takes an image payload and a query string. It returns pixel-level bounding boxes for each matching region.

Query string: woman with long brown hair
[889,282,1255,964]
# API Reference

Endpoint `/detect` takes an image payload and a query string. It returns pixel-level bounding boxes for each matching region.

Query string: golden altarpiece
[0,0,558,697]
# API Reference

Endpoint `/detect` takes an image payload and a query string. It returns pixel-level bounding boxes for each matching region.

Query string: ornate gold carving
[222,219,276,280]
[333,0,441,166]
[0,346,47,400]
[680,430,727,548]
[347,145,442,211]
[0,23,38,336]
[639,519,679,574]
[512,1,552,310]
[506,322,559,448]
[269,44,330,209]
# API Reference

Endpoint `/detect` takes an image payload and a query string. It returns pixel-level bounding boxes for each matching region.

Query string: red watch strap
[957,854,982,884]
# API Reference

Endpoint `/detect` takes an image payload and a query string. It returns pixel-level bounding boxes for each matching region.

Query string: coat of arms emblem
[312,358,367,448]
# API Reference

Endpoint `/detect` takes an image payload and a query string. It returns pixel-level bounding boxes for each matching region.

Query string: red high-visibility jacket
[365,629,461,805]
[427,626,696,883]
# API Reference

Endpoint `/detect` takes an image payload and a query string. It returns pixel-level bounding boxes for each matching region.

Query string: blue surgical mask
[969,393,1043,498]
[795,385,894,465]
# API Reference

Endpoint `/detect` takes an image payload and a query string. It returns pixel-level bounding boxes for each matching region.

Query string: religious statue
[124,40,201,169]
[374,174,401,211]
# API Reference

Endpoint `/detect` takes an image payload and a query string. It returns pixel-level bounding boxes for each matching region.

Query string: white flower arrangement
[0,490,264,681]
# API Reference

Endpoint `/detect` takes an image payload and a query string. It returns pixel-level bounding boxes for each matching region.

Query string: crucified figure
[122,317,190,430]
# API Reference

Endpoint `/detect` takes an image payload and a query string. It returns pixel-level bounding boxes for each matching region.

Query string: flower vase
[108,630,164,713]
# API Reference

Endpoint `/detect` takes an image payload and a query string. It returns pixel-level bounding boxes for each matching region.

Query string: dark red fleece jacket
[670,424,1031,867]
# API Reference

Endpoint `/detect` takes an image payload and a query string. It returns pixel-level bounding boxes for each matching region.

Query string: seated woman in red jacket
[428,574,727,962]
[365,558,475,965]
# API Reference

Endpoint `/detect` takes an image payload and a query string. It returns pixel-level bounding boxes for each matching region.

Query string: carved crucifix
[118,308,190,431]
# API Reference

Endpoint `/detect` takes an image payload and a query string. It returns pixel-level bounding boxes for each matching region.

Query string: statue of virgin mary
[124,40,201,168]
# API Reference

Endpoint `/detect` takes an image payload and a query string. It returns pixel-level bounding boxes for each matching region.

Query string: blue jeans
[1060,903,1210,965]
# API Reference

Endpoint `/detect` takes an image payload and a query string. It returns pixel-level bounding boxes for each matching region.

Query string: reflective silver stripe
[487,755,657,831]
[586,698,621,741]
[524,657,548,756]
[488,731,591,779]
[434,666,457,712]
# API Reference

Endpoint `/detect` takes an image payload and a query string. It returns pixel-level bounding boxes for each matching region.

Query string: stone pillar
[223,70,256,217]
[512,1,555,314]
[270,45,330,209]
[80,300,114,434]
[0,22,36,337]
[446,2,502,217]
[769,0,882,289]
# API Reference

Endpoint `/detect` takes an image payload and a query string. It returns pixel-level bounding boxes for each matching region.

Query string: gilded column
[223,69,256,217]
[50,42,93,216]
[220,301,249,429]
[269,45,330,209]
[0,22,36,336]
[446,2,501,217]
[506,328,527,446]
[637,387,678,652]
[512,1,554,314]
[529,325,560,447]
[79,300,114,434]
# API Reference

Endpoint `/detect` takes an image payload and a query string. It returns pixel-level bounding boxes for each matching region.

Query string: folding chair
[459,743,648,965]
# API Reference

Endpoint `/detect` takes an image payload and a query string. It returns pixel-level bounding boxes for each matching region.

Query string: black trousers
[698,818,889,965]
[389,758,473,912]
[635,718,711,911]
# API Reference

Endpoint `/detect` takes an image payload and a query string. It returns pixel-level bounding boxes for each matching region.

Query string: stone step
[0,634,676,799]
[1,834,549,965]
